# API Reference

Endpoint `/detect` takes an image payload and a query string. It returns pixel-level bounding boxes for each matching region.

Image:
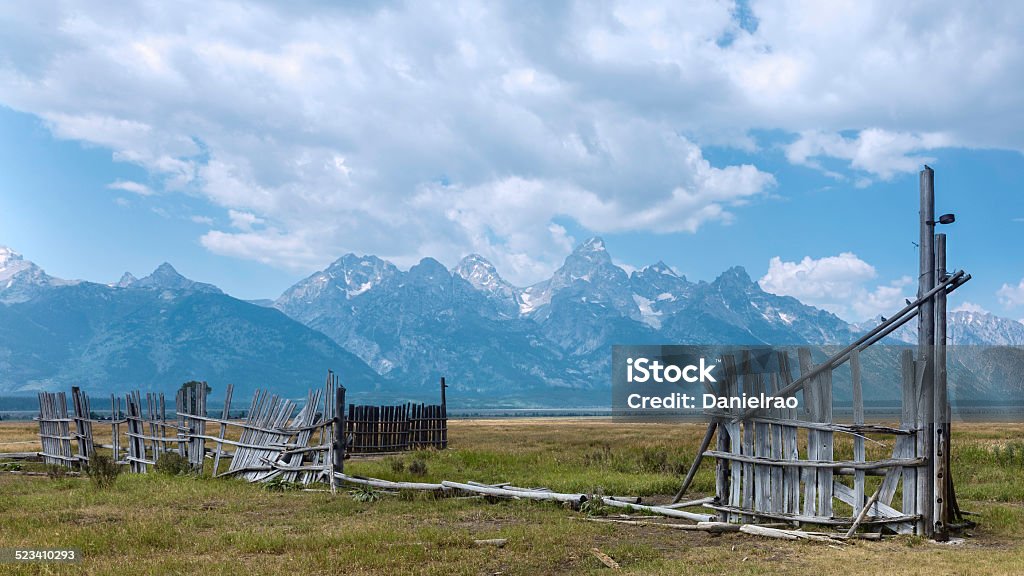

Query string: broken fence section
[34,372,449,486]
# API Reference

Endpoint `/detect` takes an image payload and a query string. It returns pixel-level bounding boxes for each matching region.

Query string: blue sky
[1,1,1023,322]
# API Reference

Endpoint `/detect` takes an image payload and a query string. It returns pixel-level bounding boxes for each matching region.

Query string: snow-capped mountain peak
[578,236,606,253]
[323,254,399,298]
[114,272,138,288]
[131,263,222,294]
[949,310,1024,345]
[453,254,500,287]
[645,261,679,277]
[0,246,77,303]
[0,246,33,283]
[275,253,400,316]
[453,254,522,316]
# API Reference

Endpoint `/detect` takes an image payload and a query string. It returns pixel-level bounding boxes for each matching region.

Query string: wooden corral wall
[346,401,448,454]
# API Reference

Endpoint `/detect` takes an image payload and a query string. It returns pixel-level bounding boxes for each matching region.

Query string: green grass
[0,420,1022,575]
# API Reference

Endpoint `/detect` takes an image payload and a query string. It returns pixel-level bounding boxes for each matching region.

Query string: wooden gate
[675,167,970,539]
[704,348,921,533]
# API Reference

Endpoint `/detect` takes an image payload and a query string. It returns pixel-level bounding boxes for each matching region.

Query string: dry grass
[0,419,1022,575]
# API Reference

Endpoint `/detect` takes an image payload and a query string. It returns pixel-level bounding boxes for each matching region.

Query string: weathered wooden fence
[672,168,972,540]
[35,373,449,486]
[701,348,921,533]
[347,401,447,454]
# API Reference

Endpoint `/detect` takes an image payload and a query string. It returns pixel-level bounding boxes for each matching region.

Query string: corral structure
[34,372,449,487]
[27,168,968,542]
[674,166,968,540]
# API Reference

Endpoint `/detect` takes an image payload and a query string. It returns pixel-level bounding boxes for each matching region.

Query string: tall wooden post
[334,384,347,475]
[933,233,950,540]
[440,377,448,449]
[916,165,935,537]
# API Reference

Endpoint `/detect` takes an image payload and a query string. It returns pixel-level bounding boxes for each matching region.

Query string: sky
[1,1,1023,322]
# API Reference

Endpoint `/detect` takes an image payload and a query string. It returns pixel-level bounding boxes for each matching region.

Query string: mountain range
[0,247,378,400]
[2,241,1023,407]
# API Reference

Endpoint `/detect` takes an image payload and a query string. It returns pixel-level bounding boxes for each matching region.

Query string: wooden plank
[110,394,120,463]
[159,393,168,456]
[704,451,924,470]
[440,377,448,449]
[353,404,361,453]
[798,348,818,518]
[706,503,918,526]
[334,385,346,474]
[818,365,834,518]
[721,355,742,522]
[902,352,919,522]
[768,373,784,514]
[741,354,755,519]
[213,384,234,477]
[752,372,770,513]
[672,421,717,503]
[845,486,881,537]
[715,386,730,521]
[778,351,801,516]
[833,480,914,534]
[703,411,910,436]
[878,353,913,509]
[851,350,866,517]
[402,403,411,450]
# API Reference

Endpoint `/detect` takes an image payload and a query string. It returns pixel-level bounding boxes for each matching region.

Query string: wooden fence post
[916,165,936,537]
[334,385,346,474]
[440,376,448,449]
[933,232,950,540]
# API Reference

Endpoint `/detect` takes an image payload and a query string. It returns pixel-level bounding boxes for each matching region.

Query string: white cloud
[785,129,953,181]
[952,301,989,314]
[200,227,319,269]
[107,179,153,196]
[190,215,214,225]
[998,279,1024,308]
[1,2,1022,279]
[759,253,913,321]
[228,210,264,231]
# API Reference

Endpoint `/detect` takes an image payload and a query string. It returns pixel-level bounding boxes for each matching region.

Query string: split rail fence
[34,373,449,486]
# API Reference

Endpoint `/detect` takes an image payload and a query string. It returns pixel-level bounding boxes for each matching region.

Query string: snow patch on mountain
[0,246,78,303]
[453,254,522,316]
[632,294,662,328]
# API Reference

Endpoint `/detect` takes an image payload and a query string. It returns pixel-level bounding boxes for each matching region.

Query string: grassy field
[1,419,1023,575]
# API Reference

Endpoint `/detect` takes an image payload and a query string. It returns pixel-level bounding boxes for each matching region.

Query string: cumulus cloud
[998,279,1024,308]
[952,301,989,314]
[785,129,953,181]
[1,2,1022,280]
[759,253,913,321]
